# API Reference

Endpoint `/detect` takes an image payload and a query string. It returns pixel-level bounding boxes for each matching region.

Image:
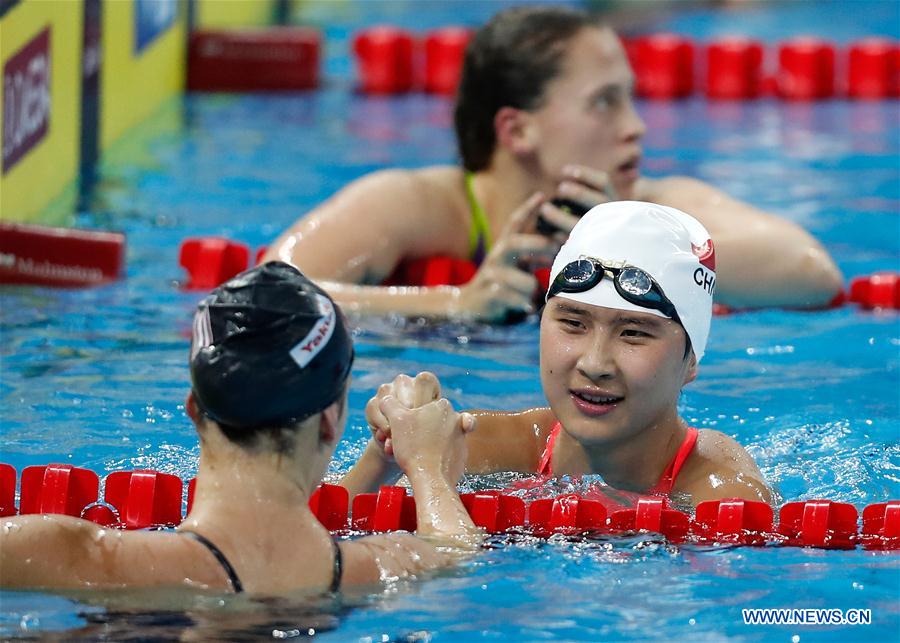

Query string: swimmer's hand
[547,164,620,229]
[380,395,475,487]
[366,372,474,461]
[454,193,561,323]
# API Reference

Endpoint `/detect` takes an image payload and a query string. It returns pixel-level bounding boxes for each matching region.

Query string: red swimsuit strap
[536,421,562,476]
[536,422,699,495]
[649,427,699,496]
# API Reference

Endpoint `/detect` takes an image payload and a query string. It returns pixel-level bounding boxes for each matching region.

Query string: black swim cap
[189,261,354,430]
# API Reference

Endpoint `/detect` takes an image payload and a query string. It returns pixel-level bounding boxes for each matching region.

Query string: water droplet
[19,614,39,630]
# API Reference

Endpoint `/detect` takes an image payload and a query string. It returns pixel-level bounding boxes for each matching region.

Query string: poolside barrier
[2,464,898,550]
[188,27,321,92]
[0,221,125,288]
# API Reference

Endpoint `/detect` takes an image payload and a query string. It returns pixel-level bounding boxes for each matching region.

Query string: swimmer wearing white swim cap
[349,202,773,509]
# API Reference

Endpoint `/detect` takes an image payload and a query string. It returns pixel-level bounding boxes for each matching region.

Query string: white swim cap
[547,201,715,361]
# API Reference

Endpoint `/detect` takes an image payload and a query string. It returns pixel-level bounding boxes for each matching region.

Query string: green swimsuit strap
[464,171,492,264]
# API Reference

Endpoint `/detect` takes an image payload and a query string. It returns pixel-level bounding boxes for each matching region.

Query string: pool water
[2,0,899,640]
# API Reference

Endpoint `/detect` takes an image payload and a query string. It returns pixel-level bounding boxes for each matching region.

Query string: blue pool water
[2,0,899,640]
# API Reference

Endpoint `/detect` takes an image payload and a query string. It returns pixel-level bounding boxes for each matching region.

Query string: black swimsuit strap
[330,539,343,593]
[182,530,244,594]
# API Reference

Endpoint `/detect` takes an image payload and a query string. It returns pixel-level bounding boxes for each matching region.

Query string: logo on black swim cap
[189,262,354,431]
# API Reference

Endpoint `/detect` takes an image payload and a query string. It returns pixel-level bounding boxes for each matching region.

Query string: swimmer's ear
[185,392,200,424]
[319,402,341,446]
[683,352,698,386]
[495,106,538,156]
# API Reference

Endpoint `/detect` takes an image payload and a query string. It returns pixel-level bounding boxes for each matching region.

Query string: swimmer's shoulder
[674,428,773,505]
[634,175,721,212]
[466,406,556,473]
[354,165,466,216]
[350,166,471,249]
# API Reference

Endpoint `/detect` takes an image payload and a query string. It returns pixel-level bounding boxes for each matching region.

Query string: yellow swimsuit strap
[464,171,493,263]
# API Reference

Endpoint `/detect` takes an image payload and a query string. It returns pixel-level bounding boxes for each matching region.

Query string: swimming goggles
[546,257,682,325]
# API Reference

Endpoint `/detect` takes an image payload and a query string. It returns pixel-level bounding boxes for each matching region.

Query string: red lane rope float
[423,27,473,95]
[777,500,859,549]
[862,501,900,550]
[0,221,125,288]
[352,26,416,95]
[529,493,607,537]
[179,237,250,290]
[693,498,774,546]
[706,37,765,100]
[633,33,695,99]
[461,491,526,533]
[20,464,100,517]
[309,484,349,531]
[179,237,900,313]
[188,28,320,92]
[848,38,900,99]
[848,272,900,310]
[609,497,691,543]
[776,38,836,100]
[105,470,183,530]
[2,464,898,549]
[0,464,17,517]
[351,485,417,532]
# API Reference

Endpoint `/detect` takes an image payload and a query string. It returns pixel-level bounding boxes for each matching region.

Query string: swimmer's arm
[262,169,471,318]
[340,532,463,587]
[464,407,556,474]
[687,475,774,506]
[405,466,481,542]
[339,439,403,499]
[642,176,843,308]
[0,515,215,590]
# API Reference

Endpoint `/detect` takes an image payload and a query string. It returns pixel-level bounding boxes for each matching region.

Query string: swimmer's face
[529,27,645,199]
[539,298,695,445]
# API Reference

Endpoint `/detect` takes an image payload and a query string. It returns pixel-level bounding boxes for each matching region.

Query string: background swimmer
[265,5,843,322]
[345,203,773,509]
[0,263,480,595]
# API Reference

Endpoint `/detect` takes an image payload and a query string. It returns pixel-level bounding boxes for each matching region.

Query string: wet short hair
[195,380,349,455]
[454,6,605,172]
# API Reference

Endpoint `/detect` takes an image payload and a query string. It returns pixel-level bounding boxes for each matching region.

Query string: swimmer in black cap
[1,262,480,595]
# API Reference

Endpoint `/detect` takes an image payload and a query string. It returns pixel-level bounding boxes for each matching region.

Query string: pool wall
[0,0,287,225]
